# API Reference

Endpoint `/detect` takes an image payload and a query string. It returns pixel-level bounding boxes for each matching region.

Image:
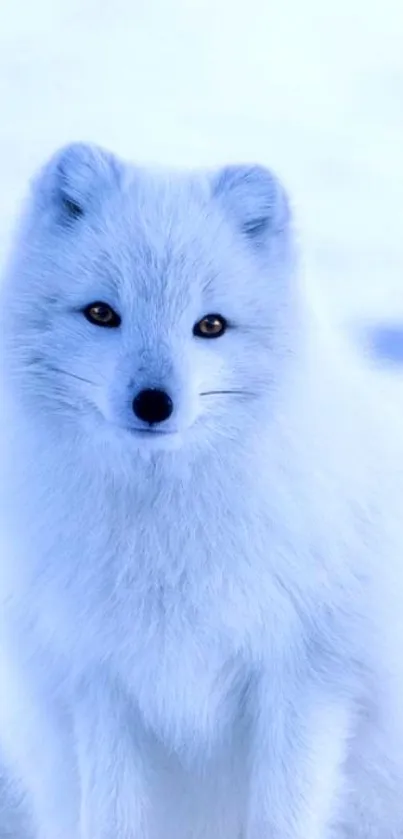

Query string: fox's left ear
[31,142,122,225]
[212,164,290,248]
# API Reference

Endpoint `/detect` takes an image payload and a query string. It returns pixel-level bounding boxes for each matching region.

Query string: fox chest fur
[2,441,305,748]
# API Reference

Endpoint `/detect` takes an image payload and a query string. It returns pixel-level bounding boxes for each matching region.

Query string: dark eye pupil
[84,302,120,327]
[193,314,227,338]
[94,306,110,321]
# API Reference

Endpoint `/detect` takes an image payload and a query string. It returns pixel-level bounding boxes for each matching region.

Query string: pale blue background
[0,0,402,329]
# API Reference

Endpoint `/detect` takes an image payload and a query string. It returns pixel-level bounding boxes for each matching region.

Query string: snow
[0,0,402,328]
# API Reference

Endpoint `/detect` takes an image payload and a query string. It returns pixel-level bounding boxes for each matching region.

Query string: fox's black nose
[132,389,173,425]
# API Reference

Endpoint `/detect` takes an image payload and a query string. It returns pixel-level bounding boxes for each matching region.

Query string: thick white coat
[0,143,402,838]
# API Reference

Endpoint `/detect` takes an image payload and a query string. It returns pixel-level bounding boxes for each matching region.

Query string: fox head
[0,143,296,460]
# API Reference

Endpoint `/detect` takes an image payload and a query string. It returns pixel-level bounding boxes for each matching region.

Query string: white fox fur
[0,142,402,838]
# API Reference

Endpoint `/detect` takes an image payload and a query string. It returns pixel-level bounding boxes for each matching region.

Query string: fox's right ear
[32,142,121,224]
[212,164,290,250]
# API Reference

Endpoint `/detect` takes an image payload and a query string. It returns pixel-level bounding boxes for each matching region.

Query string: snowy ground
[0,0,402,331]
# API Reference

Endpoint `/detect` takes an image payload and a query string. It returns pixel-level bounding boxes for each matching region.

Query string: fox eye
[193,314,227,339]
[83,302,121,328]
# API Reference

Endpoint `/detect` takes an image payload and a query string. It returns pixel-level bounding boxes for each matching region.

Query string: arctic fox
[0,142,403,839]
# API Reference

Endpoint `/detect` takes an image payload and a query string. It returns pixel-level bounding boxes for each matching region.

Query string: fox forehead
[42,176,233,306]
[8,143,291,329]
[46,189,250,328]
